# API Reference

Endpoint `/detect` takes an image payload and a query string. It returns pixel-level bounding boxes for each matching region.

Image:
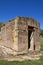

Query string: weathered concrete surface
[0,16,40,59]
[0,45,16,56]
[0,46,41,61]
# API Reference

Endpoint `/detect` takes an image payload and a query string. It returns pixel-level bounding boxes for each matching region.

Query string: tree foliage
[0,22,4,31]
[40,29,43,37]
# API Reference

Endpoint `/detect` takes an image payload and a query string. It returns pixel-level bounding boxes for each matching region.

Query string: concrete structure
[0,16,40,55]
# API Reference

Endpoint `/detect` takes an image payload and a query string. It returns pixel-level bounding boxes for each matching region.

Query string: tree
[0,22,4,31]
[40,29,43,37]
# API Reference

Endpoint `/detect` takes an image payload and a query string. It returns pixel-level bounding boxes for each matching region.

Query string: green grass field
[0,37,43,65]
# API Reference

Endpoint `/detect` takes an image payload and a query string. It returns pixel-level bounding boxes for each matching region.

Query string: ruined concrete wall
[34,24,40,51]
[1,17,40,54]
[1,18,19,52]
[18,17,40,52]
[1,20,15,48]
[12,18,19,51]
[18,17,28,52]
[27,18,40,51]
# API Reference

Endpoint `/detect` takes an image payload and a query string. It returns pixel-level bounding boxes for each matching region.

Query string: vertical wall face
[34,25,40,51]
[27,19,40,51]
[1,22,15,48]
[18,17,40,52]
[18,18,28,52]
[1,18,19,52]
[12,18,18,51]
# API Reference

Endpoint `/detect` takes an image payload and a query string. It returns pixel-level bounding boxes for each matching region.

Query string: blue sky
[0,0,43,29]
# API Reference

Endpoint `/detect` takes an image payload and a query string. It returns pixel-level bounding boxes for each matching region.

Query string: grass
[0,37,43,65]
[0,58,43,65]
[40,37,43,50]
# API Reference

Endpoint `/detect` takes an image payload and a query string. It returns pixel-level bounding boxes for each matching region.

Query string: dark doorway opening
[34,44,35,50]
[28,26,34,49]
